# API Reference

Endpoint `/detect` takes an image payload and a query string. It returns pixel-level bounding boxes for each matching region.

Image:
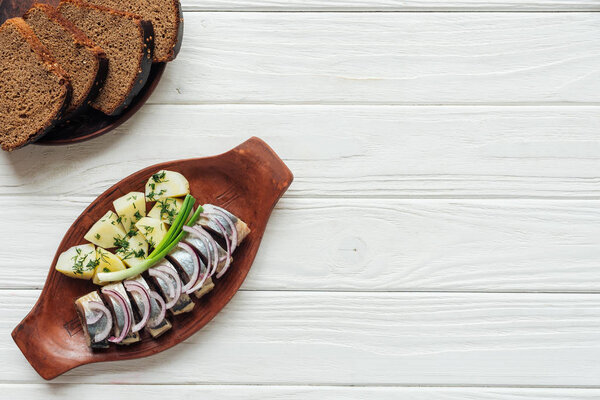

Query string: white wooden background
[2,0,600,398]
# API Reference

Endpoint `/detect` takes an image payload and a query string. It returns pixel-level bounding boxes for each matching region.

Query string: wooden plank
[4,384,600,399]
[4,197,600,292]
[145,13,600,104]
[180,1,600,11]
[3,290,600,385]
[3,105,600,198]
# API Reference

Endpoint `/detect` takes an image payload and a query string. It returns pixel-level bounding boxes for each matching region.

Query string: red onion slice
[154,264,182,309]
[183,226,219,276]
[211,218,232,278]
[102,289,132,344]
[205,209,238,253]
[211,217,231,255]
[124,281,151,333]
[86,310,102,324]
[149,269,175,299]
[88,301,112,343]
[147,291,166,328]
[187,256,210,294]
[176,242,200,293]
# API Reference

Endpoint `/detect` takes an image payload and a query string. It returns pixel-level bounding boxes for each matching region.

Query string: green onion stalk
[97,195,204,283]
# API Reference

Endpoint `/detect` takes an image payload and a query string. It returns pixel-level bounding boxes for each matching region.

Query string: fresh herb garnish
[71,249,98,275]
[148,188,167,201]
[97,195,197,283]
[97,250,109,263]
[157,199,178,224]
[151,171,168,183]
[113,237,129,249]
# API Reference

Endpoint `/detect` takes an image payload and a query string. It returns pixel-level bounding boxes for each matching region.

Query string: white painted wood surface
[1,1,600,398]
[3,290,600,385]
[148,13,600,104]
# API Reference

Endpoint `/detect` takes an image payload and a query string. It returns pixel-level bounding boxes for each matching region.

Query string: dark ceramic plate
[12,137,293,380]
[1,0,165,145]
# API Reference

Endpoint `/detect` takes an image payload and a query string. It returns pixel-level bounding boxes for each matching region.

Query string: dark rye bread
[85,0,183,62]
[0,18,71,151]
[24,3,108,115]
[58,0,154,116]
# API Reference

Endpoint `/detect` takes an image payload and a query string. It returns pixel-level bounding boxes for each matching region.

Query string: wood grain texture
[4,197,600,292]
[145,13,600,105]
[4,105,600,198]
[180,0,600,11]
[4,384,600,399]
[2,1,600,394]
[3,290,600,385]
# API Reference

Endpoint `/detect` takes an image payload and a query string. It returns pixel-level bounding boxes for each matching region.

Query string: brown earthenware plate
[11,137,293,380]
[1,0,166,145]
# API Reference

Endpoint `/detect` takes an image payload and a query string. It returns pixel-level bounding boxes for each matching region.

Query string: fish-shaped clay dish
[11,137,293,380]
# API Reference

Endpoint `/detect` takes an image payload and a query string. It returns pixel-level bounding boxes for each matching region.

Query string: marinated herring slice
[102,283,140,345]
[147,260,194,315]
[127,275,171,338]
[185,236,229,274]
[166,249,214,299]
[75,291,110,349]
[197,204,251,243]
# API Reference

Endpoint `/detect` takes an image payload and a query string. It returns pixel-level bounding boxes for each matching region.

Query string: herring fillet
[102,283,140,344]
[185,236,229,275]
[196,204,251,243]
[127,275,172,338]
[147,260,194,315]
[167,249,215,299]
[74,291,110,349]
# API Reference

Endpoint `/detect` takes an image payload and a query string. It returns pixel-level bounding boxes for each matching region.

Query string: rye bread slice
[85,0,182,62]
[0,18,71,151]
[24,3,108,115]
[58,0,154,116]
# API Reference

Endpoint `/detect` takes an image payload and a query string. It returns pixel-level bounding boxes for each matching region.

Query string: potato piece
[145,170,189,202]
[84,211,127,249]
[135,217,168,249]
[113,192,146,231]
[115,230,149,267]
[93,247,126,285]
[148,197,184,225]
[56,244,97,280]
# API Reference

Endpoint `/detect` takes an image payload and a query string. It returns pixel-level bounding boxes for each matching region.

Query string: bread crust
[58,0,155,116]
[0,18,72,151]
[107,19,154,116]
[157,0,183,63]
[24,3,108,114]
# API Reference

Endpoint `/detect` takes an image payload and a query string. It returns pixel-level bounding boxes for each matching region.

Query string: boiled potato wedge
[56,244,97,280]
[84,211,127,249]
[148,197,184,225]
[135,217,168,249]
[113,192,146,231]
[93,247,126,285]
[145,170,189,202]
[115,230,149,267]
